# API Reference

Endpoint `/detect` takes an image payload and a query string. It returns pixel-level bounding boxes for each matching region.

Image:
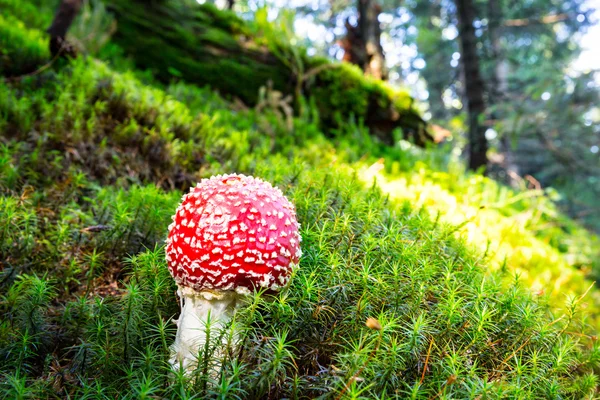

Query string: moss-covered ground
[1,2,600,398]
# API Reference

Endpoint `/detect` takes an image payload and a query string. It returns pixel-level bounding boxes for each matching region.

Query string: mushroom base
[170,287,243,375]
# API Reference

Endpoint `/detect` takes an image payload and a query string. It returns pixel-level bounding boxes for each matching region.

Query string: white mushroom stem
[170,287,242,375]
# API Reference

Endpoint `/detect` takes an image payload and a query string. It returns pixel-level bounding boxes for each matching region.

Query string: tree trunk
[359,0,387,80]
[343,0,387,80]
[47,0,82,57]
[341,19,366,68]
[455,0,488,172]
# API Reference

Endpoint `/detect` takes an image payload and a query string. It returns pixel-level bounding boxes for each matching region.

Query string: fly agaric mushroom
[165,173,301,373]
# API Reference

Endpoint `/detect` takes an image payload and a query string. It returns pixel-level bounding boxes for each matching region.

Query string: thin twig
[420,336,435,384]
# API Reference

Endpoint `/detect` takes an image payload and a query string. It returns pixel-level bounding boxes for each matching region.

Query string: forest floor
[1,1,600,398]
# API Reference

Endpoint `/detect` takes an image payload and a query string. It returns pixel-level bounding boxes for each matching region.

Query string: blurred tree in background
[454,0,489,172]
[410,0,599,231]
[341,0,388,79]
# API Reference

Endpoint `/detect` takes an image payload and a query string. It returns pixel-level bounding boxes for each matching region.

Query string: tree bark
[359,0,387,80]
[341,19,366,68]
[47,0,83,57]
[342,0,387,80]
[455,0,488,172]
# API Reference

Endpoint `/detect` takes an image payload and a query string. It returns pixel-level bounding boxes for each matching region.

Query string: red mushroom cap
[165,174,302,294]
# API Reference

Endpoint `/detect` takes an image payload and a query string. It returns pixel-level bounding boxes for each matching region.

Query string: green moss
[0,14,49,76]
[0,0,57,30]
[105,0,291,106]
[309,63,371,121]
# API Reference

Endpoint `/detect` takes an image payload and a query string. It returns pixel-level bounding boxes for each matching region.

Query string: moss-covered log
[105,0,432,145]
